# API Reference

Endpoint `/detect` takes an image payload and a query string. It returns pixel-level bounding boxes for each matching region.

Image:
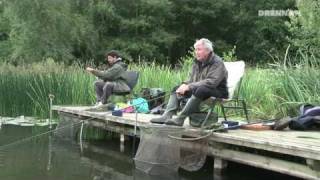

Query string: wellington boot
[150,94,179,124]
[165,95,202,126]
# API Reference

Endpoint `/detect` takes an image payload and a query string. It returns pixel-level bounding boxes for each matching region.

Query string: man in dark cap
[86,50,130,107]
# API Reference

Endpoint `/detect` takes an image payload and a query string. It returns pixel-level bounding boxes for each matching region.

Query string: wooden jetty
[52,105,320,180]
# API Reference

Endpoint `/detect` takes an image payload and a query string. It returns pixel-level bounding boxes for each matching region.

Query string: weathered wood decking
[52,105,320,179]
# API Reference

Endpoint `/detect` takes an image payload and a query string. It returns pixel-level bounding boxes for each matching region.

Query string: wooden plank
[55,106,320,159]
[209,146,320,180]
[85,119,139,137]
[223,130,320,146]
[218,130,319,145]
[210,135,320,161]
[55,106,320,179]
[53,105,156,126]
[307,159,320,171]
[232,130,320,147]
[58,111,140,137]
[220,130,320,154]
[217,130,320,152]
[56,107,320,159]
[211,132,320,160]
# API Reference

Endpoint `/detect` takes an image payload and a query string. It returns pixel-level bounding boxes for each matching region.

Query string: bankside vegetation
[0,0,320,120]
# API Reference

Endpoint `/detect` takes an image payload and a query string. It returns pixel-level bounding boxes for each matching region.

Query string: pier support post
[214,157,228,175]
[120,134,125,152]
[307,159,320,171]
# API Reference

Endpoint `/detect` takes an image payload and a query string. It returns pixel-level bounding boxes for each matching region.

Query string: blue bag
[130,98,149,113]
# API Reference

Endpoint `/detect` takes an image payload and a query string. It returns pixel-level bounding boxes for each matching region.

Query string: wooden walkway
[52,105,320,180]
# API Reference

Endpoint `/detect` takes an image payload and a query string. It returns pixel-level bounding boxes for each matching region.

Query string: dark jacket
[186,53,228,98]
[91,60,131,92]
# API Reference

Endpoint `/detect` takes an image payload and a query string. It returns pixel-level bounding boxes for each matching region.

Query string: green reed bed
[0,60,95,118]
[241,65,320,119]
[1,56,320,120]
[130,59,191,93]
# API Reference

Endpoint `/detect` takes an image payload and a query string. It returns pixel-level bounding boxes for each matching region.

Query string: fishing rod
[0,92,170,153]
[0,117,95,151]
[85,91,171,113]
[167,119,277,141]
[83,92,170,135]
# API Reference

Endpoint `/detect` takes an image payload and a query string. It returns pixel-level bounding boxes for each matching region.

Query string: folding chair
[205,61,249,123]
[113,70,139,97]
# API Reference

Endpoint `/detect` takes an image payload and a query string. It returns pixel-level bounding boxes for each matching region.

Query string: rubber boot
[150,94,179,124]
[165,95,202,126]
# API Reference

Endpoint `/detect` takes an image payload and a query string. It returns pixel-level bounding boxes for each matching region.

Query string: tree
[168,0,296,64]
[2,0,96,63]
[288,0,320,60]
[87,0,177,63]
[0,0,298,65]
[0,0,11,60]
[168,0,237,63]
[233,0,296,63]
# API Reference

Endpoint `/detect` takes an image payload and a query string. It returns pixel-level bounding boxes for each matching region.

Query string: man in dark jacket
[150,38,228,126]
[86,50,130,106]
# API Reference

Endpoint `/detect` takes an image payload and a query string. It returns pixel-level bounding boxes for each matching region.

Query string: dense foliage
[1,0,320,119]
[0,0,308,65]
[287,0,320,63]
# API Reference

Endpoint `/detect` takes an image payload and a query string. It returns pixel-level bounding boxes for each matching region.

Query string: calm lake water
[0,124,302,180]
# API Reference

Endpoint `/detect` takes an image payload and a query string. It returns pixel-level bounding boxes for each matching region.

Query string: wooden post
[307,159,320,171]
[120,134,125,152]
[214,157,228,175]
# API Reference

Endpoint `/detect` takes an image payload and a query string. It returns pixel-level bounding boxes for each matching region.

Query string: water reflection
[0,124,185,180]
[0,124,302,180]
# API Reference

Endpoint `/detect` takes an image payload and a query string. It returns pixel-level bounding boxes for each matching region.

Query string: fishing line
[0,92,203,154]
[0,93,171,153]
[85,92,172,115]
[0,92,172,154]
[0,117,95,151]
[168,119,276,141]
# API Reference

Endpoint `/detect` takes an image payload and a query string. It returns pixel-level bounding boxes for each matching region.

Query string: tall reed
[1,54,319,120]
[130,55,192,93]
[0,59,95,118]
[240,54,320,119]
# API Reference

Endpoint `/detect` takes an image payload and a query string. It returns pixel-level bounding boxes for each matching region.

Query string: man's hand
[86,67,94,73]
[176,84,190,95]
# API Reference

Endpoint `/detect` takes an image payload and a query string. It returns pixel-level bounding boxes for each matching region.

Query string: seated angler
[86,50,130,107]
[150,38,229,126]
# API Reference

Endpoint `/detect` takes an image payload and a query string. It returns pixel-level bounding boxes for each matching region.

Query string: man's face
[107,56,117,64]
[195,43,210,61]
